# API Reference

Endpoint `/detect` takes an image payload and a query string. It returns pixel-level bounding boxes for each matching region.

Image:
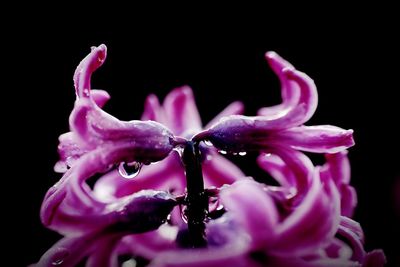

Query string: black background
[4,7,399,267]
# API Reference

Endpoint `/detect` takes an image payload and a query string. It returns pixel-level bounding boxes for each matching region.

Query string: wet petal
[269,125,354,153]
[73,44,107,98]
[163,86,202,135]
[94,154,186,200]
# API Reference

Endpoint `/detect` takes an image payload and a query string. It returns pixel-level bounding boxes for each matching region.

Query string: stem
[182,141,208,248]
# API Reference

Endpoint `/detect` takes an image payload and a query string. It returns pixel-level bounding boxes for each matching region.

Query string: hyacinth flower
[33,45,385,266]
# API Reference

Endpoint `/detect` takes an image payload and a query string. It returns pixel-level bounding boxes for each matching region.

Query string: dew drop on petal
[265,153,272,157]
[118,161,142,179]
[238,151,247,156]
[218,150,227,155]
[83,89,90,97]
[52,259,64,266]
[204,140,213,147]
[121,259,137,267]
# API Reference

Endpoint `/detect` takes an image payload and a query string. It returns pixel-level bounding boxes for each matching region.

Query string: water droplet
[265,153,272,157]
[174,147,184,157]
[204,140,213,147]
[83,89,90,97]
[206,155,213,161]
[238,151,247,156]
[121,259,137,267]
[118,161,142,179]
[52,259,64,266]
[218,150,227,155]
[180,205,188,223]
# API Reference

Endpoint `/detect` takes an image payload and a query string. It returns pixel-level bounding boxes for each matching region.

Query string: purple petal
[320,152,357,217]
[257,51,297,118]
[73,44,107,99]
[205,101,244,129]
[272,169,341,256]
[202,152,246,187]
[268,125,355,153]
[91,89,111,108]
[141,94,163,122]
[220,180,279,250]
[163,86,202,135]
[258,147,314,199]
[362,250,386,267]
[94,154,186,200]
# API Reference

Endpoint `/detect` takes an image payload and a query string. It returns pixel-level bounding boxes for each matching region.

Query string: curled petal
[163,86,202,135]
[273,169,341,256]
[195,67,318,152]
[269,126,355,153]
[91,89,111,108]
[220,180,279,250]
[69,100,175,163]
[73,44,107,98]
[320,152,357,217]
[258,147,313,198]
[362,250,386,267]
[258,51,297,118]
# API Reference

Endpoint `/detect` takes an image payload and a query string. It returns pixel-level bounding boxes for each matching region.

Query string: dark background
[4,8,399,267]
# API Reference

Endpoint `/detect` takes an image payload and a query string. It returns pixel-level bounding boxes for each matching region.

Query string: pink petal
[273,169,341,256]
[269,125,355,153]
[260,147,314,199]
[202,153,246,187]
[163,86,202,135]
[205,101,244,129]
[73,44,107,99]
[141,94,164,122]
[220,180,279,250]
[91,89,111,108]
[258,51,297,118]
[362,250,386,267]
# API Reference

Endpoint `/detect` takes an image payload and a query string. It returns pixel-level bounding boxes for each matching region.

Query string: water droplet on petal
[83,89,90,97]
[52,259,64,266]
[218,150,227,155]
[265,153,272,157]
[204,140,213,147]
[118,161,142,179]
[206,155,213,161]
[121,259,137,267]
[51,248,69,266]
[238,151,247,156]
[180,205,188,223]
[174,147,184,157]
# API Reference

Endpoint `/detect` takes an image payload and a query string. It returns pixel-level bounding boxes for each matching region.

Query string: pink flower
[33,45,385,267]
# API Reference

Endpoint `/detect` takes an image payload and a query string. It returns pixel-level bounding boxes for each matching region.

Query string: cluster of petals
[33,45,385,267]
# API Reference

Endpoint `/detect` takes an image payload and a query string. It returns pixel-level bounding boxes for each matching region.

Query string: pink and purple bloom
[32,45,385,266]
